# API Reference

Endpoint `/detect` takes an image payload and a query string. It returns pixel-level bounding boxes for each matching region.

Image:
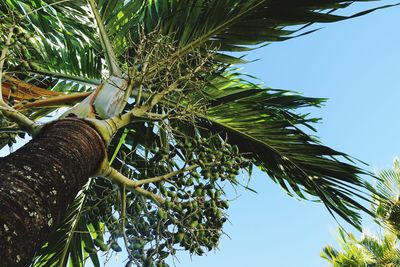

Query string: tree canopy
[0,1,397,266]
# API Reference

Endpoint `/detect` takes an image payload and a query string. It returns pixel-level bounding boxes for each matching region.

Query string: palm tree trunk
[0,118,105,267]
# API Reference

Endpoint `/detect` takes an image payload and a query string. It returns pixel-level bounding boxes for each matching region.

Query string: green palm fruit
[168,191,177,198]
[174,233,185,243]
[157,209,167,220]
[164,200,172,209]
[190,220,199,228]
[216,210,223,219]
[93,238,108,252]
[131,242,143,250]
[160,186,167,196]
[227,160,235,166]
[221,200,229,209]
[173,204,182,213]
[194,188,202,197]
[211,236,219,243]
[192,171,201,179]
[195,247,204,255]
[186,177,194,186]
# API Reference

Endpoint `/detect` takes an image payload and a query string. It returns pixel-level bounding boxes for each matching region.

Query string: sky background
[3,2,400,267]
[168,2,400,267]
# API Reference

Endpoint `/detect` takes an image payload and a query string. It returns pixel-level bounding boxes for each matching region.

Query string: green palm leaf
[373,158,400,234]
[32,180,100,267]
[99,0,399,66]
[189,71,375,227]
[2,0,103,90]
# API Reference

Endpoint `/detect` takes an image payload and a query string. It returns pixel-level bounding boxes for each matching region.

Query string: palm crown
[0,1,396,266]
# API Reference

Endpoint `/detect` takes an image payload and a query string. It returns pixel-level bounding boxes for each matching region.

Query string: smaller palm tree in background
[321,158,400,267]
[321,228,400,266]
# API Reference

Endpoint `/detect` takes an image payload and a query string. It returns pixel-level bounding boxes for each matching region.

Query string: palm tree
[374,158,400,235]
[0,1,396,266]
[321,228,400,267]
[321,159,400,267]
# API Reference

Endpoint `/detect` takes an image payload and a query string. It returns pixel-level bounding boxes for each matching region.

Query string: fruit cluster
[83,130,250,266]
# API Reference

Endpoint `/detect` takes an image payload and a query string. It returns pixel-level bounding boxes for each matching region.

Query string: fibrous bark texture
[0,118,105,266]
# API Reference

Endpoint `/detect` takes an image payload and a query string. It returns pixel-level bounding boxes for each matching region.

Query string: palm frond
[376,159,400,201]
[191,71,375,227]
[99,0,398,66]
[373,158,400,234]
[1,0,103,90]
[32,180,100,267]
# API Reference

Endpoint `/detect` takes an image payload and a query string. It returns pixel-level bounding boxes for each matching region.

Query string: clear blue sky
[4,2,399,267]
[172,2,400,267]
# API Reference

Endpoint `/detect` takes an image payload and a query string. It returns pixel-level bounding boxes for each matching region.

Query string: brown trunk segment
[0,118,105,266]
